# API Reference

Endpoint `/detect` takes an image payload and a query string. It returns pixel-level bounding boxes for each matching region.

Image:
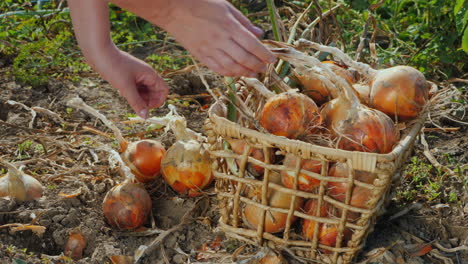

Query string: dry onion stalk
[68,98,166,183]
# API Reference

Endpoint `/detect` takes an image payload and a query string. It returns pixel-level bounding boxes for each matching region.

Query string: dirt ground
[0,62,467,264]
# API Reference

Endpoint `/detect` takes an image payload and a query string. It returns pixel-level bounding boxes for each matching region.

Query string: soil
[0,62,467,264]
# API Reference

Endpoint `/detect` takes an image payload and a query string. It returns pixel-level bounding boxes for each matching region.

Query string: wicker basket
[203,45,427,263]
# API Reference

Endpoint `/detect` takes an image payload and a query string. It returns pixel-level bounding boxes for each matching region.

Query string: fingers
[222,38,268,74]
[199,49,257,77]
[227,3,263,37]
[115,80,149,119]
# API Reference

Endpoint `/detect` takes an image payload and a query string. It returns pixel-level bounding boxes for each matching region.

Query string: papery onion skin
[281,153,322,192]
[259,92,322,139]
[0,172,43,202]
[161,141,213,197]
[121,140,166,183]
[302,199,330,240]
[102,182,152,230]
[327,163,375,209]
[369,66,428,120]
[321,98,399,154]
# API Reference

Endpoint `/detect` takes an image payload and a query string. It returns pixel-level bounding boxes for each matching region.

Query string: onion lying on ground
[243,172,303,233]
[102,150,152,230]
[160,118,213,197]
[327,163,375,209]
[258,90,322,139]
[102,181,152,230]
[68,98,165,183]
[296,61,354,105]
[296,40,429,121]
[227,139,273,177]
[0,157,43,201]
[280,153,322,192]
[64,231,86,260]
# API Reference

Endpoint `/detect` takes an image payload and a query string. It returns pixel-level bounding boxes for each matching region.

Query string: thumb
[115,82,149,119]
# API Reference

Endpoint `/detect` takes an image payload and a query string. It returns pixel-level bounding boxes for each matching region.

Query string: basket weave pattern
[204,77,426,264]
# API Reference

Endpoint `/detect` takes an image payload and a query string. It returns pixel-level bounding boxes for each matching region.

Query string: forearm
[68,0,117,70]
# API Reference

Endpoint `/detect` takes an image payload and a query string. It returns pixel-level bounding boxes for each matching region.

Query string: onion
[302,200,351,250]
[67,98,165,183]
[0,158,43,202]
[327,163,374,209]
[296,61,354,105]
[161,119,213,197]
[280,153,321,192]
[369,66,428,120]
[227,139,273,176]
[259,91,322,139]
[296,40,429,121]
[243,172,303,233]
[102,181,152,230]
[161,140,212,197]
[64,231,86,260]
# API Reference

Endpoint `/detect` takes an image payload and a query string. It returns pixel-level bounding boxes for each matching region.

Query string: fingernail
[139,109,148,119]
[252,26,264,36]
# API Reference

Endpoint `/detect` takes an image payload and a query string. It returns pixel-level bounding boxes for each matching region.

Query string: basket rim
[207,100,426,164]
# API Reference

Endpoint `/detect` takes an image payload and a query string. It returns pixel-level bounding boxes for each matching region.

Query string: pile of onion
[302,200,351,250]
[296,40,429,121]
[102,150,152,230]
[270,42,399,154]
[243,172,303,233]
[280,153,322,192]
[68,98,165,183]
[0,157,43,202]
[295,61,355,105]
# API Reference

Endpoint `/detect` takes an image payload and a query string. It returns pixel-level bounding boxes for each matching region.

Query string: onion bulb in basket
[280,153,322,192]
[259,91,322,139]
[242,172,303,233]
[0,157,43,202]
[327,163,374,209]
[67,98,165,183]
[227,139,273,176]
[302,199,351,249]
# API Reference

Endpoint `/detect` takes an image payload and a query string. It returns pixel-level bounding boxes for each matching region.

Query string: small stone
[172,254,186,264]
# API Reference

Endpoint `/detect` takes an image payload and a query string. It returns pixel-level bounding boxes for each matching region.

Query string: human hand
[161,0,276,77]
[95,47,169,118]
[112,0,276,77]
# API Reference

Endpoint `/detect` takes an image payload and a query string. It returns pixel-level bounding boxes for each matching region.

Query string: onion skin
[280,153,321,192]
[243,173,303,233]
[297,62,354,105]
[102,182,152,230]
[121,140,165,183]
[227,139,273,176]
[327,163,374,209]
[259,92,322,139]
[369,66,428,120]
[0,171,43,202]
[64,231,86,260]
[302,199,330,240]
[161,141,213,197]
[321,97,399,154]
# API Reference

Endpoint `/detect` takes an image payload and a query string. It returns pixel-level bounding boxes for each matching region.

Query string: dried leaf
[209,235,223,251]
[58,187,82,198]
[405,243,433,257]
[109,255,134,264]
[10,224,46,236]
